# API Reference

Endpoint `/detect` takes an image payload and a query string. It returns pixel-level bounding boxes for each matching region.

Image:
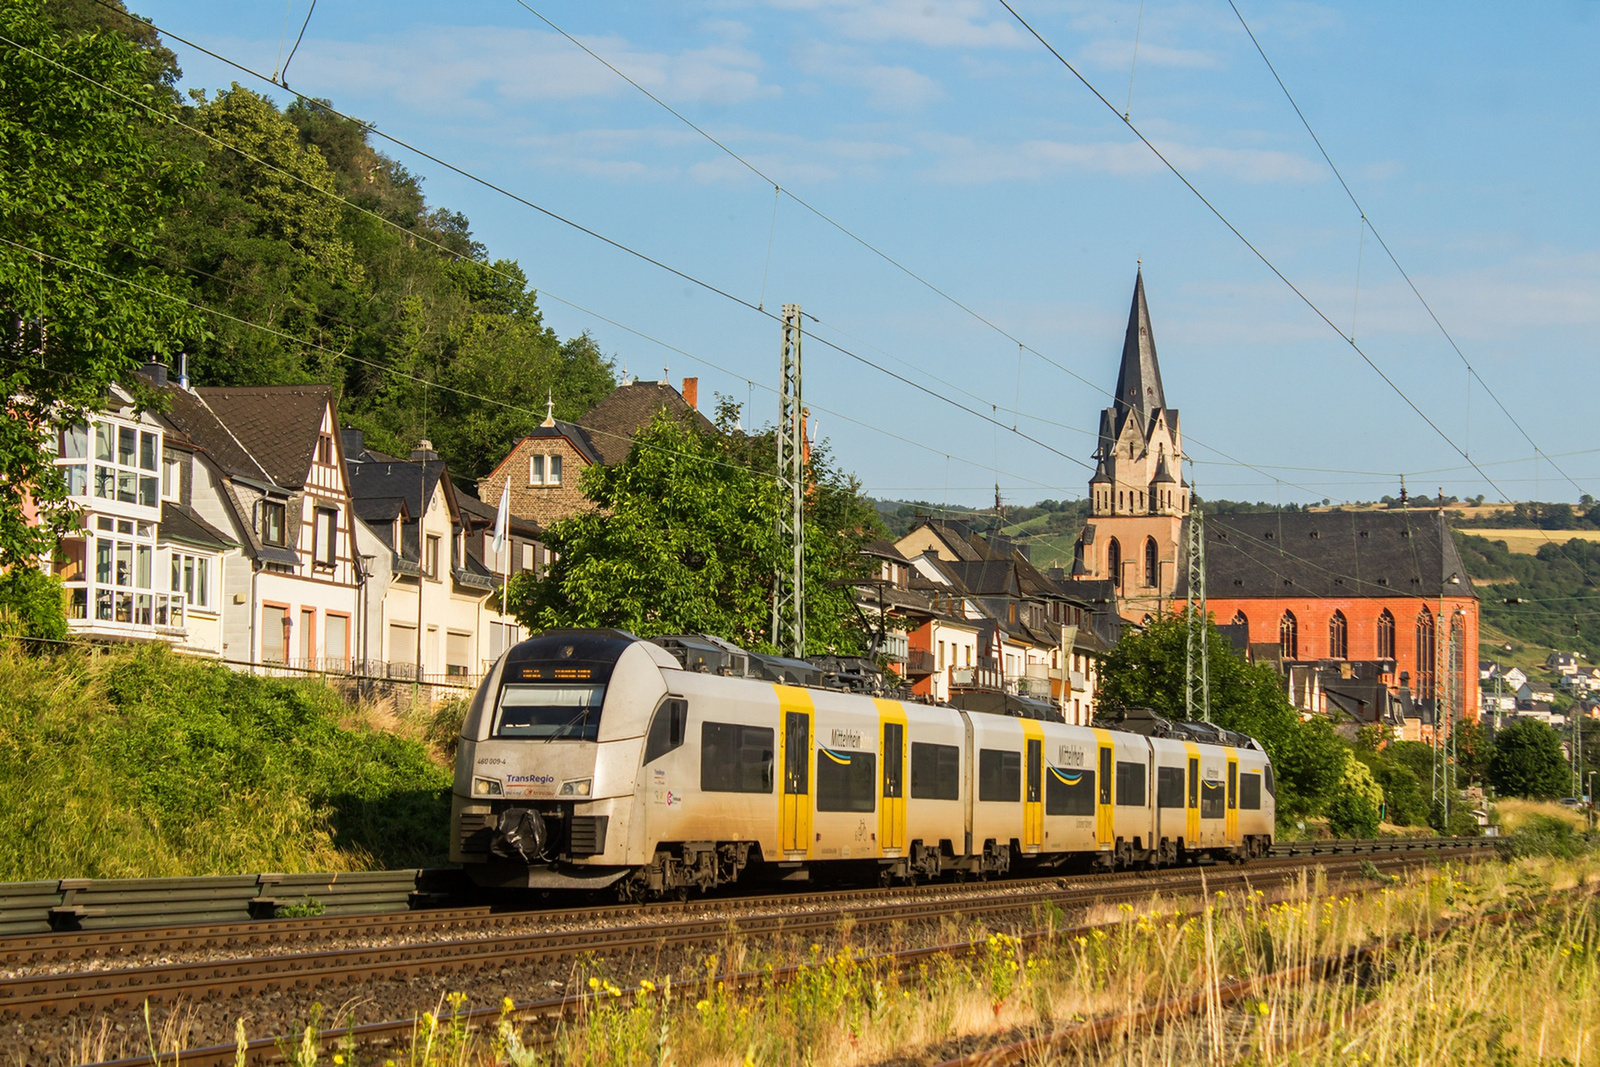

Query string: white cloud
[769,0,1027,48]
[919,132,1323,184]
[793,41,944,109]
[288,26,780,116]
[1077,37,1226,71]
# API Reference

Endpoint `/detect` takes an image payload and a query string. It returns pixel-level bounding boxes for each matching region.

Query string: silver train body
[451,630,1276,895]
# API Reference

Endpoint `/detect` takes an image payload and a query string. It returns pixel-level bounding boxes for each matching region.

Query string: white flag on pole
[491,480,510,556]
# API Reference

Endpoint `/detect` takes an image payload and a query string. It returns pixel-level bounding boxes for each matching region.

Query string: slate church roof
[1175,510,1476,600]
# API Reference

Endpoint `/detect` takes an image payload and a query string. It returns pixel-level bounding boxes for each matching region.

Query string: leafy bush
[0,568,67,640]
[1504,813,1590,859]
[1326,791,1380,838]
[0,642,451,880]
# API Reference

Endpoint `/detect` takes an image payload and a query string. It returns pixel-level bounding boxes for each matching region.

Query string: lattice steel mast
[1184,503,1210,722]
[772,304,805,657]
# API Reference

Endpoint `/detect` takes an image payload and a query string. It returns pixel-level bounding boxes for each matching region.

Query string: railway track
[59,844,1496,1067]
[0,837,1495,971]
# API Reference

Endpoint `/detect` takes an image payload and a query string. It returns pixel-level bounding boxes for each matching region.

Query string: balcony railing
[905,648,936,676]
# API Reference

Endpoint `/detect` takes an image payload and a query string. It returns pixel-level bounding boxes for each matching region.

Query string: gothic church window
[1144,537,1158,587]
[1415,608,1436,698]
[1107,538,1122,589]
[1329,611,1348,659]
[1279,611,1298,660]
[1231,610,1248,631]
[1377,609,1395,660]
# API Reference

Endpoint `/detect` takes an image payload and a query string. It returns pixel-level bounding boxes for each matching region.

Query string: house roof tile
[577,381,714,465]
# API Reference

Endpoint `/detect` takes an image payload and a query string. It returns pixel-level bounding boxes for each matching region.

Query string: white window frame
[529,454,545,485]
[312,506,338,566]
[547,454,562,485]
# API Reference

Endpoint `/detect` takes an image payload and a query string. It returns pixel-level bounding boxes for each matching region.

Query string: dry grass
[232,855,1599,1066]
[1497,797,1589,833]
[1456,527,1600,555]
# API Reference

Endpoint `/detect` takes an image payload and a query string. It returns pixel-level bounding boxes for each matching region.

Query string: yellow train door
[1225,748,1239,842]
[777,686,813,857]
[1184,743,1201,845]
[1093,729,1115,849]
[1022,722,1044,852]
[876,699,908,854]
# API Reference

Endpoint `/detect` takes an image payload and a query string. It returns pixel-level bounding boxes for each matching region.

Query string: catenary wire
[1224,0,1590,500]
[992,0,1539,514]
[500,0,1324,497]
[55,10,1101,478]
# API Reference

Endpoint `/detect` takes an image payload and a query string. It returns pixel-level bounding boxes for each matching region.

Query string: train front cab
[451,630,675,889]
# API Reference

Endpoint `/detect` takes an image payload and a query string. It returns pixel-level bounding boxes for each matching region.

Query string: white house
[344,432,525,682]
[48,378,234,655]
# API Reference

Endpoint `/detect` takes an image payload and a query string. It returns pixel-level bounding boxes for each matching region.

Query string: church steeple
[1112,267,1165,435]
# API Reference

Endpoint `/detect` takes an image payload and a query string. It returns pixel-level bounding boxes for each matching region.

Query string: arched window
[1329,610,1348,659]
[1107,538,1122,589]
[1377,609,1395,660]
[1415,608,1436,698]
[1231,610,1248,632]
[1279,611,1298,660]
[1144,537,1158,587]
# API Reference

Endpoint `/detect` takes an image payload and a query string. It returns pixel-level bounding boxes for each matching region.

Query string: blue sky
[136,0,1600,510]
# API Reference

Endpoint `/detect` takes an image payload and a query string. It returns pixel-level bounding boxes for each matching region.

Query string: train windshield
[492,684,606,741]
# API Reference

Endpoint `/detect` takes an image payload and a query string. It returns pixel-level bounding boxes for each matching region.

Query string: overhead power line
[992,0,1550,521]
[501,0,1327,499]
[19,18,1099,483]
[1224,0,1589,501]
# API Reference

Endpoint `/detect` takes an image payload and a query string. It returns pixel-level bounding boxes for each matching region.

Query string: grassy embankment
[0,641,459,881]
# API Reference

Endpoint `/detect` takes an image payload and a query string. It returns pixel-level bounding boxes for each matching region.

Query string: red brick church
[1071,271,1479,731]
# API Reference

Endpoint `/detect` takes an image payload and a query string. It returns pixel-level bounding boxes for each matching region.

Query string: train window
[700,722,774,793]
[492,684,605,740]
[1115,761,1146,806]
[1045,766,1094,815]
[817,748,876,812]
[978,749,1021,803]
[1098,747,1112,806]
[643,698,687,764]
[910,742,960,800]
[882,723,904,799]
[1156,766,1185,809]
[1200,779,1225,819]
[1227,763,1237,810]
[1240,772,1263,810]
[1188,758,1199,809]
[1264,763,1275,797]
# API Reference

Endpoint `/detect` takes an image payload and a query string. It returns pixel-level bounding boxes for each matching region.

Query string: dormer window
[529,453,563,486]
[261,501,286,546]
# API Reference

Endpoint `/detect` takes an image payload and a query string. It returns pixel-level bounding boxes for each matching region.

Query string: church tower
[1074,269,1189,621]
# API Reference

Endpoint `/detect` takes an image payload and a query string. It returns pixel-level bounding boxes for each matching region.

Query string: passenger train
[451,629,1276,897]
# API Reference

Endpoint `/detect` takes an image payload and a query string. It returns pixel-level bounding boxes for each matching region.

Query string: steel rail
[75,847,1498,1067]
[0,851,1466,1018]
[0,836,1494,966]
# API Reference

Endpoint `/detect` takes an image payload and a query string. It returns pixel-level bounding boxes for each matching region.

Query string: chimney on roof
[177,352,190,390]
[138,359,168,388]
[681,377,698,409]
[410,439,437,462]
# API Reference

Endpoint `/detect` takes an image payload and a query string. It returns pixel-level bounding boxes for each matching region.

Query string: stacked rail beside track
[0,869,461,936]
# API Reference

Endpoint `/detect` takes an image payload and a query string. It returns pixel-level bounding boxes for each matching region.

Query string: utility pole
[1184,504,1210,722]
[772,304,805,658]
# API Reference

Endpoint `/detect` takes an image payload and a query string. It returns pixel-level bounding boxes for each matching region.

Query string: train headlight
[559,778,592,797]
[472,776,504,796]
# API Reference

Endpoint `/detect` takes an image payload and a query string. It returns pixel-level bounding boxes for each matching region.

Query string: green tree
[0,0,200,570]
[1488,719,1572,799]
[508,407,878,654]
[1097,611,1347,819]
